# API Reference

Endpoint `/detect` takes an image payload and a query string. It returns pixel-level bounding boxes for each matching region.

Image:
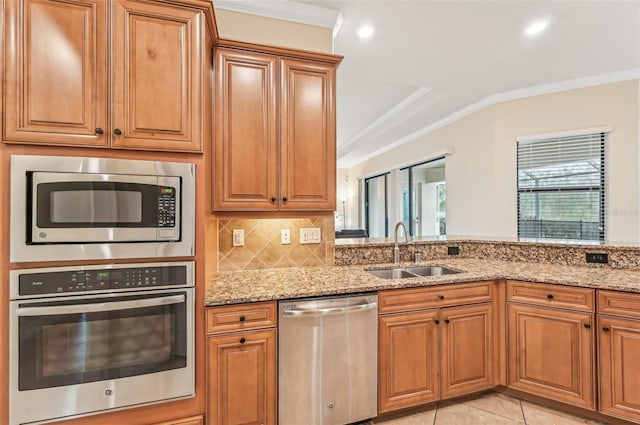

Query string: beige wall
[345,79,640,243]
[214,9,333,53]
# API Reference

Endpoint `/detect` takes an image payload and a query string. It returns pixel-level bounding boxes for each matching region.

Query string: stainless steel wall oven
[9,261,195,425]
[10,155,195,262]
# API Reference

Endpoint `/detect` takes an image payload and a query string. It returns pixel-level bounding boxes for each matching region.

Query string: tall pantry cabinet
[213,42,342,212]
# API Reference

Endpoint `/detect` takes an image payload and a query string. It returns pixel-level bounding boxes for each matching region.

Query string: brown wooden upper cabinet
[213,45,342,211]
[3,0,207,152]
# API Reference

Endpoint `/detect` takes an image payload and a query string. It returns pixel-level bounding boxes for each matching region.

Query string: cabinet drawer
[598,290,640,319]
[379,281,494,314]
[154,416,203,425]
[207,301,277,334]
[507,281,594,312]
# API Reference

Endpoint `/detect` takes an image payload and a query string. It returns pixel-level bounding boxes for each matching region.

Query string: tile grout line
[432,403,438,425]
[519,399,528,425]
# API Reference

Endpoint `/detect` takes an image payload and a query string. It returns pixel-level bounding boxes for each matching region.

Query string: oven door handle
[15,294,186,316]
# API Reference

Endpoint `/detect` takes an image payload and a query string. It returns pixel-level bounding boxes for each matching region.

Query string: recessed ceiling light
[525,19,549,37]
[357,25,374,39]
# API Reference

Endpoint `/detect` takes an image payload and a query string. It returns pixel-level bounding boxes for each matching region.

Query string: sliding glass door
[365,173,388,238]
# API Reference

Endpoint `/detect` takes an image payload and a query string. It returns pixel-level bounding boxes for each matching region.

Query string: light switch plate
[232,229,244,247]
[300,228,321,244]
[281,229,291,245]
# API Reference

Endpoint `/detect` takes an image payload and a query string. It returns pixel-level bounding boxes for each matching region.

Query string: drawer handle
[95,127,104,135]
[602,326,611,332]
[271,197,276,202]
[439,295,445,300]
[547,294,554,300]
[434,319,440,325]
[282,197,288,202]
[584,323,591,329]
[239,316,246,322]
[444,319,450,324]
[240,337,246,344]
[113,128,122,136]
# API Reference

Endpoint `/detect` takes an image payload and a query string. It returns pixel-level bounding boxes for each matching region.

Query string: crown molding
[337,87,433,157]
[214,0,343,35]
[340,69,640,169]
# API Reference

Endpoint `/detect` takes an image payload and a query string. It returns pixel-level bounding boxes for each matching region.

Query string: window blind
[517,132,605,242]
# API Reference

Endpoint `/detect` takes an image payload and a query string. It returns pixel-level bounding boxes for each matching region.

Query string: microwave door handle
[15,294,185,317]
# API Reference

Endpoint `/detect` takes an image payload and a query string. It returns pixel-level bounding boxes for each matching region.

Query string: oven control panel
[18,265,188,295]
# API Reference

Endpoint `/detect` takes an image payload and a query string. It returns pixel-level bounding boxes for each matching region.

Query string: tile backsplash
[218,218,335,271]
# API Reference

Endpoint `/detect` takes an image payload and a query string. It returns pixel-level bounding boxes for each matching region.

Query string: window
[400,158,446,237]
[365,173,389,237]
[517,132,606,242]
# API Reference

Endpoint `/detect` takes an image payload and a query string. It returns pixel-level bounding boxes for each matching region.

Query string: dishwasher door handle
[282,301,377,316]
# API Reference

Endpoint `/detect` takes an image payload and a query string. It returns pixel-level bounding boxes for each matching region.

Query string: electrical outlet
[448,246,460,255]
[232,229,244,247]
[586,252,608,264]
[300,228,321,244]
[281,229,291,245]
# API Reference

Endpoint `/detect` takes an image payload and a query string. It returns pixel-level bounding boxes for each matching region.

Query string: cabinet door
[441,303,494,399]
[112,0,203,152]
[213,48,278,210]
[598,316,640,422]
[207,330,276,425]
[378,310,440,413]
[3,0,107,146]
[508,303,595,409]
[279,58,336,211]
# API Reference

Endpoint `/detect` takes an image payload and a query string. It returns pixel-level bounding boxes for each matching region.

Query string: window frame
[400,156,446,237]
[516,132,606,242]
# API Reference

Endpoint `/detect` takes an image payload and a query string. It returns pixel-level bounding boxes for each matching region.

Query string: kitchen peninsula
[206,238,640,425]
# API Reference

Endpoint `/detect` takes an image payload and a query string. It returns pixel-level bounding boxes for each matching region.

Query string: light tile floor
[371,392,607,425]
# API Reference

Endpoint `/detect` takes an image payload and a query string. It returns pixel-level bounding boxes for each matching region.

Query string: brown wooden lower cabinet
[378,283,497,414]
[207,330,276,425]
[598,315,640,423]
[507,303,595,410]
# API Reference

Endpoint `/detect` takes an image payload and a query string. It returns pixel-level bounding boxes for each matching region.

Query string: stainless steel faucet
[393,222,411,264]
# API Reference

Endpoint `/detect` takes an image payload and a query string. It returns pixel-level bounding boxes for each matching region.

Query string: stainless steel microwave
[10,155,195,262]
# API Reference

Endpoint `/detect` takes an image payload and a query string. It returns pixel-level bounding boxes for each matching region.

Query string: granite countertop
[205,258,640,306]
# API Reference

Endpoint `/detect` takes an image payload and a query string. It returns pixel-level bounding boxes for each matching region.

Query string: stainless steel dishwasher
[278,294,378,425]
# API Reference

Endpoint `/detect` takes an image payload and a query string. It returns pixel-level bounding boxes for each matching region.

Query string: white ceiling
[218,1,640,168]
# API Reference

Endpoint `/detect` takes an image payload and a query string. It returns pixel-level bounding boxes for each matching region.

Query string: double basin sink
[366,265,460,279]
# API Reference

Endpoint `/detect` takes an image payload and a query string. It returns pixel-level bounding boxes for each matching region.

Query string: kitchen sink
[366,266,460,279]
[367,269,416,279]
[405,266,459,276]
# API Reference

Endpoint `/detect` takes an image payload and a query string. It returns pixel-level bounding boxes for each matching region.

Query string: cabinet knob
[434,319,440,325]
[240,337,246,344]
[602,326,611,332]
[95,127,104,135]
[113,128,122,136]
[547,294,554,299]
[282,197,288,202]
[439,295,445,300]
[271,197,276,202]
[584,323,591,329]
[444,319,450,324]
[239,316,246,322]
